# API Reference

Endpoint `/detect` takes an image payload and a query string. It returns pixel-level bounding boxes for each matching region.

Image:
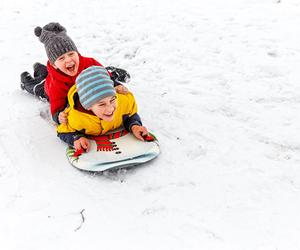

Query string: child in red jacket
[21,22,129,124]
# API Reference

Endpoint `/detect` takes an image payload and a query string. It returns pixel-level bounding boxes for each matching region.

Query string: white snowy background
[1,0,300,249]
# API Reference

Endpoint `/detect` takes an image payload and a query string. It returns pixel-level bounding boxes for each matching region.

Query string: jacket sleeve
[48,86,69,123]
[57,132,85,146]
[52,107,66,124]
[122,113,142,132]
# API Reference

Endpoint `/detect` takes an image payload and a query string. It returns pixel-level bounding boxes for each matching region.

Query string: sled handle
[74,148,85,157]
[143,134,155,142]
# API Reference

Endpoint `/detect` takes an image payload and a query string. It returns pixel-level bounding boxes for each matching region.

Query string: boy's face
[88,96,117,122]
[53,51,79,76]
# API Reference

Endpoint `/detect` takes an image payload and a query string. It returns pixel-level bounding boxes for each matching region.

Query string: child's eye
[68,52,74,56]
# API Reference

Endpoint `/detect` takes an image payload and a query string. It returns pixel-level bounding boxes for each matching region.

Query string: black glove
[106,66,131,83]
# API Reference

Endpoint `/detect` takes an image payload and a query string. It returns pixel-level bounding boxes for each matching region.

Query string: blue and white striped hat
[76,66,116,109]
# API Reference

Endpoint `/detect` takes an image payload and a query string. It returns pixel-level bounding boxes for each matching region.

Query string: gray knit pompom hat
[34,22,78,63]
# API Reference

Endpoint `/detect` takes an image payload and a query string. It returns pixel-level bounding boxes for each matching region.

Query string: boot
[33,62,48,80]
[20,72,35,91]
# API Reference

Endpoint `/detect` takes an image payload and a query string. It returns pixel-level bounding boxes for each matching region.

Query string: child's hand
[115,85,129,95]
[74,137,90,152]
[58,111,68,124]
[131,125,148,141]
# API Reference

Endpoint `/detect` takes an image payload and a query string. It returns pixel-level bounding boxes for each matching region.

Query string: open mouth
[66,64,76,72]
[103,112,115,119]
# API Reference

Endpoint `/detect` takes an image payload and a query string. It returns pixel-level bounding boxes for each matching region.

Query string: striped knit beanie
[34,22,78,63]
[76,66,116,109]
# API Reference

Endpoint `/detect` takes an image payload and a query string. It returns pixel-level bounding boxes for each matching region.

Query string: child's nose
[65,55,72,63]
[106,104,114,112]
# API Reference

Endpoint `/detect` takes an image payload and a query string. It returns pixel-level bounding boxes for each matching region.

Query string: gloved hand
[106,66,131,84]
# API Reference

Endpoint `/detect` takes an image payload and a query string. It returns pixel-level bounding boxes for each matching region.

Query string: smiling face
[53,51,79,76]
[88,95,117,121]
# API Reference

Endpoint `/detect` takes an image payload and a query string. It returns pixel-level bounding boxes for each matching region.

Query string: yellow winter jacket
[57,85,138,136]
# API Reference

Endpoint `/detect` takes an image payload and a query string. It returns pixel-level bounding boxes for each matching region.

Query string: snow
[1,0,300,249]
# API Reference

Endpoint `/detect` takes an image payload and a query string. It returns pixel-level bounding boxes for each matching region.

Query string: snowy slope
[1,0,300,249]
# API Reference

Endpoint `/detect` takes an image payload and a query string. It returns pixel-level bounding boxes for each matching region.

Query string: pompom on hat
[76,66,116,109]
[34,22,78,63]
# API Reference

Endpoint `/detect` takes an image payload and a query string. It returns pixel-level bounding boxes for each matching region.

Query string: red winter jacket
[45,54,102,121]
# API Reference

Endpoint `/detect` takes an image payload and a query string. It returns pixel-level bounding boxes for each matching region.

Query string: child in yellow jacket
[57,66,148,152]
